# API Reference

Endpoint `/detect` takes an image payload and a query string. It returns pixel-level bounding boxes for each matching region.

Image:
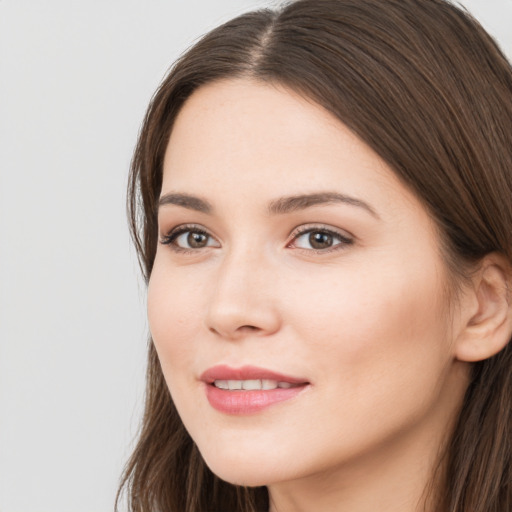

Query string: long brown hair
[117,1,512,510]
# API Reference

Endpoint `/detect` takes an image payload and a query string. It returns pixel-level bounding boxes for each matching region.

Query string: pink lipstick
[200,365,309,414]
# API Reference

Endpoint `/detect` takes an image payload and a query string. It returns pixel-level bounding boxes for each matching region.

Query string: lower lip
[205,383,308,414]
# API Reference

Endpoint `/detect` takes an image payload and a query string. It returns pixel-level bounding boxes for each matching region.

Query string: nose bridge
[219,238,264,284]
[205,238,280,339]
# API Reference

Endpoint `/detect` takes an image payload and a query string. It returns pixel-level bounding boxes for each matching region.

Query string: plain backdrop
[0,1,510,511]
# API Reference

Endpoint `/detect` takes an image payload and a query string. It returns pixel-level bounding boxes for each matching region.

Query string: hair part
[118,1,512,510]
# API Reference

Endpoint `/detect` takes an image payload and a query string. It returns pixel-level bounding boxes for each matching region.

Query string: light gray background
[0,1,510,511]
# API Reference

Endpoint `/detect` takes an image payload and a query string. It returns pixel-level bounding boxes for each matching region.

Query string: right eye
[160,225,220,253]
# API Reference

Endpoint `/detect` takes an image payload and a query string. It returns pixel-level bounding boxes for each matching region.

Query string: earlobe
[455,254,512,363]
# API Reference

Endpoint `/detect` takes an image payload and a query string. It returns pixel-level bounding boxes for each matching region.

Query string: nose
[205,247,281,341]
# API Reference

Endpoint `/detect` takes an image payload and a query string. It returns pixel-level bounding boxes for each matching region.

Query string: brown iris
[309,231,333,249]
[188,232,209,248]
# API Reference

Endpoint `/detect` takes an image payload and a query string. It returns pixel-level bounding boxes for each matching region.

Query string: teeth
[242,379,262,390]
[262,379,278,390]
[213,379,297,390]
[228,380,242,390]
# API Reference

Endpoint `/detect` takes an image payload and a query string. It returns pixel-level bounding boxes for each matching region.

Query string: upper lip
[200,365,309,385]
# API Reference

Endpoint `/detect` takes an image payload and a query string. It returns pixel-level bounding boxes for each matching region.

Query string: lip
[200,365,310,415]
[200,364,309,384]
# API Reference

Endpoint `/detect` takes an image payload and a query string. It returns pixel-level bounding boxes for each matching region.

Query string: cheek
[274,264,454,465]
[284,257,451,390]
[147,258,204,374]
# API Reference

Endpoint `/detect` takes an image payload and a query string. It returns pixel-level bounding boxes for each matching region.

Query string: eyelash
[160,224,212,255]
[289,225,354,254]
[159,223,354,255]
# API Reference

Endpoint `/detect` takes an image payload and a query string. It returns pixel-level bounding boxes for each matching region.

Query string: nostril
[205,300,280,339]
[208,324,259,338]
[239,325,259,332]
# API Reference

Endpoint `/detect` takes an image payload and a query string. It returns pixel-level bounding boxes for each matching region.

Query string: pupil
[309,232,332,249]
[188,232,207,248]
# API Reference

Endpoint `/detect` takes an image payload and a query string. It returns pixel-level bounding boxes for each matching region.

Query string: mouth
[212,379,302,390]
[200,365,310,414]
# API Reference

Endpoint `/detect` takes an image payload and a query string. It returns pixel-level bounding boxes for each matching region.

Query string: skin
[148,79,475,512]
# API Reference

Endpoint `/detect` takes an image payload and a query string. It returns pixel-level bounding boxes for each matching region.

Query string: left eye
[174,231,215,249]
[291,228,353,251]
[160,226,220,251]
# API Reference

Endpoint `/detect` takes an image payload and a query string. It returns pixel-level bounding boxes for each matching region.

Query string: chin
[207,465,277,488]
[199,447,290,487]
[212,469,271,488]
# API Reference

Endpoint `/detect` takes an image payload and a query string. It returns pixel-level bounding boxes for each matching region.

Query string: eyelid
[287,223,354,253]
[159,222,354,255]
[159,223,220,253]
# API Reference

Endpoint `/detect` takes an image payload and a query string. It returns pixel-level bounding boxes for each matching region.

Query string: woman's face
[148,79,469,489]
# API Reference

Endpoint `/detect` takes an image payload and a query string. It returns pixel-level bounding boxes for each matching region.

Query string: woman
[117,0,512,510]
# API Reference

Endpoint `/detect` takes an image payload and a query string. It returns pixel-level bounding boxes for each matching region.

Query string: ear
[455,253,512,362]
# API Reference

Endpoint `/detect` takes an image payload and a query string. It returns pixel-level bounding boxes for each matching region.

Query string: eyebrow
[158,191,379,218]
[159,193,213,214]
[267,192,378,217]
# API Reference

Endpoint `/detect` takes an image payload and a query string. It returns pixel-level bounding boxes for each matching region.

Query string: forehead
[162,78,423,219]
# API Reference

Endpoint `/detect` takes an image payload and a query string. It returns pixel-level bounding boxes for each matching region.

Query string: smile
[201,365,310,414]
[213,379,299,390]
